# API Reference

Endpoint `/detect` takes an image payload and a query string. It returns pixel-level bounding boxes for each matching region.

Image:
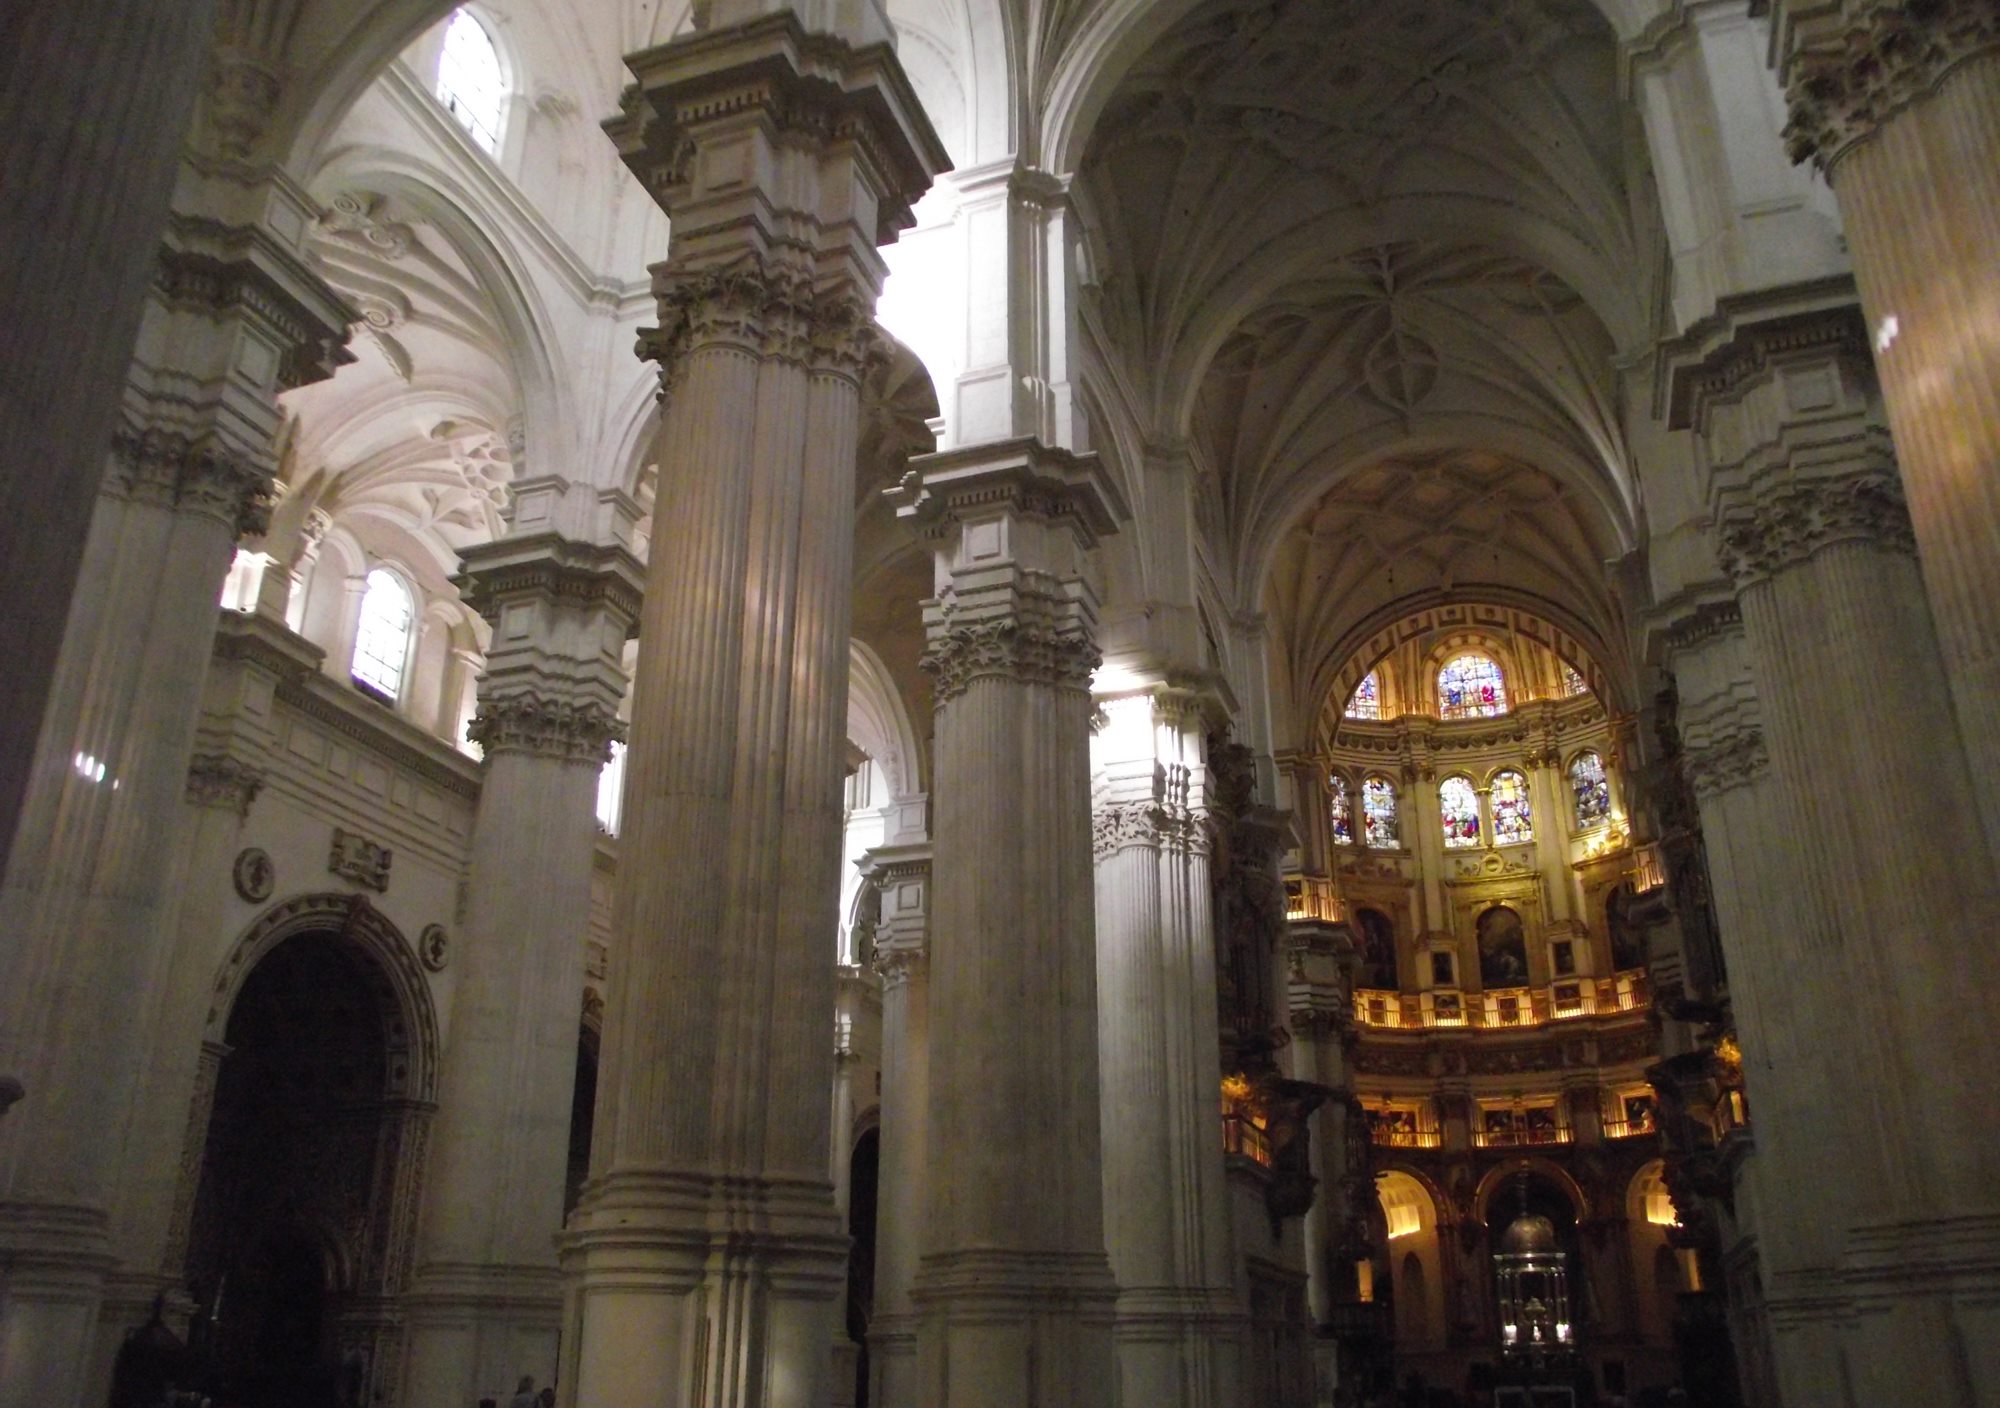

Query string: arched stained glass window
[1437,653,1507,718]
[1561,662,1589,698]
[1329,774,1355,845]
[1362,776,1400,848]
[1491,769,1533,844]
[1570,751,1611,828]
[352,568,414,702]
[1440,776,1481,848]
[1345,671,1381,720]
[437,9,504,153]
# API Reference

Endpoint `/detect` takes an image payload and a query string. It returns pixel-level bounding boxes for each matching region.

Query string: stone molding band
[1782,0,2000,171]
[466,697,626,763]
[1716,468,1916,585]
[922,615,1101,704]
[105,425,272,538]
[637,258,884,397]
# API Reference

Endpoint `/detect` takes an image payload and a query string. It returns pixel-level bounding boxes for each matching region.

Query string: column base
[400,1262,564,1407]
[0,1201,115,1408]
[1110,1285,1246,1408]
[912,1248,1119,1408]
[869,1312,920,1408]
[558,1171,846,1408]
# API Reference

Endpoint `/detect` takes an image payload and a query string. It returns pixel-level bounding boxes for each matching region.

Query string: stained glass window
[1491,769,1533,844]
[1440,776,1481,848]
[1345,671,1381,720]
[1437,653,1507,718]
[1329,773,1355,845]
[1570,751,1611,828]
[437,9,505,153]
[352,568,414,702]
[1561,662,1589,697]
[1362,776,1400,848]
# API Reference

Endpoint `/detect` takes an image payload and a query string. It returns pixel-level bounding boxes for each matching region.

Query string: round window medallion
[419,923,450,972]
[232,847,274,903]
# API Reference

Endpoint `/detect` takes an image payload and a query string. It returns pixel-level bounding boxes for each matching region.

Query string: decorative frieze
[1715,468,1916,585]
[330,826,393,892]
[186,752,265,816]
[1780,0,2000,171]
[465,697,625,764]
[104,425,271,537]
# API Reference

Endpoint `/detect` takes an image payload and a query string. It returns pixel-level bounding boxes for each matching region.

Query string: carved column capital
[871,939,930,991]
[185,752,266,817]
[924,615,1102,703]
[1779,0,2000,172]
[1716,468,1916,585]
[1091,799,1210,862]
[1682,725,1771,800]
[466,697,626,764]
[105,426,273,537]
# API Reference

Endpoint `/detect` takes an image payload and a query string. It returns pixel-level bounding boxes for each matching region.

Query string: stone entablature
[1328,695,1608,773]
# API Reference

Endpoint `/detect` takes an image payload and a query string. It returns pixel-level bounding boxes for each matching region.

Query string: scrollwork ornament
[1783,0,2000,171]
[465,697,626,763]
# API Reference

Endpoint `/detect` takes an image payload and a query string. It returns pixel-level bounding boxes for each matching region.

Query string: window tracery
[1560,662,1589,698]
[1440,776,1481,848]
[1569,751,1610,828]
[437,9,505,154]
[1346,671,1381,720]
[1362,776,1400,848]
[1491,769,1533,844]
[1329,773,1355,845]
[352,568,414,702]
[1438,653,1507,718]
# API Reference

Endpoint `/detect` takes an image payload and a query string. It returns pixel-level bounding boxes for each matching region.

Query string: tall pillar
[1661,601,1849,1405]
[888,438,1122,1408]
[1674,303,2000,1406]
[0,0,224,876]
[1776,2,2000,854]
[560,19,944,1408]
[0,173,349,1407]
[400,535,639,1408]
[1091,684,1244,1408]
[863,843,931,1408]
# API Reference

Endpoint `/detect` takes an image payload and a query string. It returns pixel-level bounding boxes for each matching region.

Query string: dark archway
[564,1020,600,1221]
[183,932,395,1407]
[846,1127,881,1407]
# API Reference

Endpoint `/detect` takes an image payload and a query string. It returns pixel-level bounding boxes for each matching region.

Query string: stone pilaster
[399,536,640,1408]
[888,437,1122,1408]
[0,166,351,1407]
[1670,300,2000,1407]
[557,20,944,1408]
[862,843,931,1408]
[1090,683,1246,1408]
[1774,0,2000,857]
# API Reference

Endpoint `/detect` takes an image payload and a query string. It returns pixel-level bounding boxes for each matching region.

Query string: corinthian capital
[1716,468,1916,585]
[1780,0,2000,171]
[924,614,1102,704]
[638,259,889,397]
[466,697,626,763]
[105,426,273,537]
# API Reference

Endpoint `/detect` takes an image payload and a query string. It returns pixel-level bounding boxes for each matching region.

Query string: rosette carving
[466,697,626,763]
[1783,0,2000,170]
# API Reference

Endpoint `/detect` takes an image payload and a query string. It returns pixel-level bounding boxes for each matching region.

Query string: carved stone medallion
[232,847,275,903]
[418,923,450,973]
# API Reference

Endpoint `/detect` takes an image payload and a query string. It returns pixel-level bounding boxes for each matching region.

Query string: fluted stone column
[558,21,943,1408]
[862,843,930,1408]
[1675,304,2000,1405]
[0,180,348,1408]
[888,438,1122,1408]
[401,536,639,1408]
[1090,684,1244,1408]
[1662,601,1850,1405]
[1777,2,2000,854]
